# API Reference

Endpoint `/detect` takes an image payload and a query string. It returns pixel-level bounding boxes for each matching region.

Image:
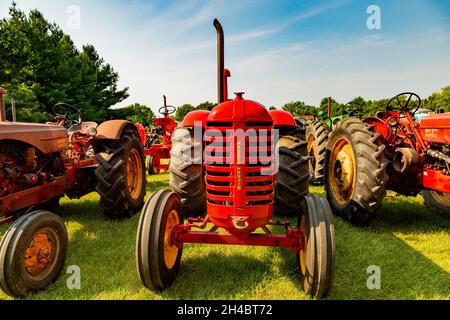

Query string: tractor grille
[205,122,275,207]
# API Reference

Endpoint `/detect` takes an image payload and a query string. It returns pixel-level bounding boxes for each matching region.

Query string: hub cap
[299,215,308,275]
[24,229,57,279]
[329,138,356,205]
[307,136,317,174]
[127,148,143,200]
[164,210,180,269]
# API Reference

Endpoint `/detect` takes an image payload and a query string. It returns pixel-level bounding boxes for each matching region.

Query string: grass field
[0,173,449,300]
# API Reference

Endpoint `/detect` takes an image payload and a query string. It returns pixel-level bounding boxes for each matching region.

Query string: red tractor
[0,87,146,296]
[325,92,450,225]
[143,95,177,174]
[136,19,335,299]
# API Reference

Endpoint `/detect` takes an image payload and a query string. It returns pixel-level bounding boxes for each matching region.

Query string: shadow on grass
[278,195,450,299]
[160,252,268,299]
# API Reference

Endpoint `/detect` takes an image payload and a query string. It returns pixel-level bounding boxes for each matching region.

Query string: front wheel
[95,128,147,219]
[298,195,335,299]
[0,211,68,297]
[422,190,450,218]
[136,190,183,290]
[146,156,159,175]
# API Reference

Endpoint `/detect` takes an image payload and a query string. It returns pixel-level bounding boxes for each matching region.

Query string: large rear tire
[0,211,68,297]
[421,190,450,218]
[306,121,329,185]
[325,118,388,225]
[298,195,335,299]
[136,190,183,290]
[169,128,205,216]
[95,128,147,219]
[274,135,310,217]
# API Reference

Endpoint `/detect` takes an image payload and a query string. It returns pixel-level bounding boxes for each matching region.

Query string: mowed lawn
[0,173,449,300]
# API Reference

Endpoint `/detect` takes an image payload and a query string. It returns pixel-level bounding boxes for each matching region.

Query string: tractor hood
[420,112,450,144]
[208,95,273,124]
[0,122,68,154]
[420,113,450,129]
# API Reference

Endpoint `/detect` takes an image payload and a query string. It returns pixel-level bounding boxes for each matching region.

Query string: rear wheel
[422,190,450,218]
[95,128,147,219]
[306,121,329,185]
[136,190,183,290]
[325,118,388,225]
[274,135,310,217]
[298,195,335,299]
[169,127,205,216]
[0,211,68,297]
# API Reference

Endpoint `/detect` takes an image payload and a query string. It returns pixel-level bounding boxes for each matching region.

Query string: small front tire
[136,190,183,290]
[0,211,68,297]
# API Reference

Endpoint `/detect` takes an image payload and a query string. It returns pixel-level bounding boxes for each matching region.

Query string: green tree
[282,101,317,116]
[0,3,128,123]
[196,101,216,111]
[175,104,195,122]
[110,103,154,127]
[345,96,366,118]
[427,86,450,112]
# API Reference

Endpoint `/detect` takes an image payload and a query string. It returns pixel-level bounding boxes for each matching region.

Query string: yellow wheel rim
[127,148,143,200]
[299,215,307,275]
[164,209,180,269]
[329,138,356,205]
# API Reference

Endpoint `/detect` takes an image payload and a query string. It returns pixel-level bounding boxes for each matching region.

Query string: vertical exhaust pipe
[0,87,6,122]
[327,97,332,117]
[213,19,225,104]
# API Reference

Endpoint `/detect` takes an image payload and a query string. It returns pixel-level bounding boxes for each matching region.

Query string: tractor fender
[268,110,296,128]
[134,123,147,145]
[364,117,392,143]
[96,120,138,140]
[181,110,211,128]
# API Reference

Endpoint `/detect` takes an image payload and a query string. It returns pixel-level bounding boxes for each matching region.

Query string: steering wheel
[51,103,83,128]
[158,105,176,115]
[386,92,421,115]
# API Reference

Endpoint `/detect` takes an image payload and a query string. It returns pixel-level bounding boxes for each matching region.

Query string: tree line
[1,4,448,127]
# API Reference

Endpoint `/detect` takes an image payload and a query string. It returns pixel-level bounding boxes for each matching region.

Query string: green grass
[0,174,449,300]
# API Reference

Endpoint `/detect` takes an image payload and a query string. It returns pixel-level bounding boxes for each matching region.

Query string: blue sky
[1,0,449,112]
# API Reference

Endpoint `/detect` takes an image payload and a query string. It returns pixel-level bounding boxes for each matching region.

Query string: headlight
[87,127,97,136]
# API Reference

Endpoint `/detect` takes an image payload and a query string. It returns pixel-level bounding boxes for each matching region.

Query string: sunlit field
[0,173,449,300]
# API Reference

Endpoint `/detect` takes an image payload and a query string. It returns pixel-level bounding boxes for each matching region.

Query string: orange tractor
[136,19,335,299]
[325,92,450,225]
[0,88,146,296]
[141,95,177,174]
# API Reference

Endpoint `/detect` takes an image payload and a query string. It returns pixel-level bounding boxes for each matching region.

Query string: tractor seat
[68,121,99,134]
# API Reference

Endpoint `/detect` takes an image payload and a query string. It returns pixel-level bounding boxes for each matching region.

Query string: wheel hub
[329,139,356,205]
[24,232,53,276]
[164,209,180,269]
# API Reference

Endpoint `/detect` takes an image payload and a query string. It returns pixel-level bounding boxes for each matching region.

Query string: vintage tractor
[0,88,146,296]
[325,92,450,225]
[136,19,335,299]
[143,95,177,175]
[307,99,362,185]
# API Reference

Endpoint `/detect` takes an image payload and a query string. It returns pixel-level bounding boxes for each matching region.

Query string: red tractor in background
[325,92,450,225]
[136,19,335,299]
[0,87,146,297]
[141,95,177,175]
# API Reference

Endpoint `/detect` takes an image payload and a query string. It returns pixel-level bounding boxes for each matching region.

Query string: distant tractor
[136,19,335,299]
[0,88,146,296]
[143,95,177,175]
[325,92,450,225]
[306,98,362,184]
